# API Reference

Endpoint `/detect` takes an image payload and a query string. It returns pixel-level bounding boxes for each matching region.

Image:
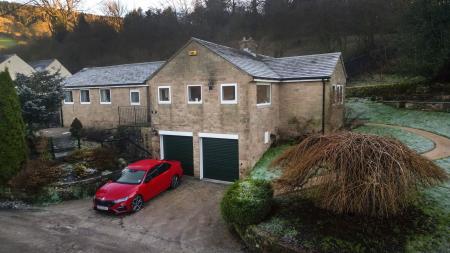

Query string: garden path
[366,123,450,160]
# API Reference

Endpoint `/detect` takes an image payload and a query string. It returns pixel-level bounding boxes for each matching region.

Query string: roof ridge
[83,61,165,71]
[275,52,342,60]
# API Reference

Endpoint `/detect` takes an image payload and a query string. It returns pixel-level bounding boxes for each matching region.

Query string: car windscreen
[116,168,146,184]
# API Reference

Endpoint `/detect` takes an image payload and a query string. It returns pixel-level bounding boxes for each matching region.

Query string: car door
[142,169,160,201]
[156,163,172,191]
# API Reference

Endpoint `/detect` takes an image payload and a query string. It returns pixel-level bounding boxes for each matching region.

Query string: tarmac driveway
[0,178,245,253]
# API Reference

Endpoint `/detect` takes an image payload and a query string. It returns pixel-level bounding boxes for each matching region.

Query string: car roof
[127,159,163,171]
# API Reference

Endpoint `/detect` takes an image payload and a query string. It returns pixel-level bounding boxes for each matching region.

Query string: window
[80,89,90,104]
[100,89,111,104]
[187,85,202,104]
[130,90,140,105]
[256,84,271,106]
[221,84,237,104]
[63,90,73,104]
[333,84,344,104]
[157,163,171,174]
[145,168,159,182]
[158,86,171,104]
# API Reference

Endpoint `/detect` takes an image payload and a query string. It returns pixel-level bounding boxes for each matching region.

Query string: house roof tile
[192,38,342,80]
[64,61,165,88]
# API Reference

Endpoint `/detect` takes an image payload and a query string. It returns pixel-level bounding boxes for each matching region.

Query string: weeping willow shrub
[271,132,448,217]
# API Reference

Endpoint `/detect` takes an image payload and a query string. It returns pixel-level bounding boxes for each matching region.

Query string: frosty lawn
[347,98,450,138]
[353,125,435,154]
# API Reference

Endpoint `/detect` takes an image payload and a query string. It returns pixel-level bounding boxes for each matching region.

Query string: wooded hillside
[1,0,449,81]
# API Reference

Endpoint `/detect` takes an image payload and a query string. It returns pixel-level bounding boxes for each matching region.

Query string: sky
[9,0,183,15]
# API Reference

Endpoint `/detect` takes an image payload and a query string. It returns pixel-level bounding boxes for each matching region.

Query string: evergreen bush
[0,71,27,185]
[221,179,273,226]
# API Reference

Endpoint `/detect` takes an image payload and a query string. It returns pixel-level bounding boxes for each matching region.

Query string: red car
[93,159,183,214]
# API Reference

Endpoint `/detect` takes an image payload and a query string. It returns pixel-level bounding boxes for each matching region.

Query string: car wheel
[131,195,143,212]
[171,175,180,189]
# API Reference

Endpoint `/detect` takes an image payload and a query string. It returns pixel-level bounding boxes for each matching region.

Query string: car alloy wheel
[131,195,143,212]
[171,175,180,189]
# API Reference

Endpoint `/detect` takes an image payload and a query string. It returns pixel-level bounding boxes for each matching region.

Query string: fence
[118,106,151,126]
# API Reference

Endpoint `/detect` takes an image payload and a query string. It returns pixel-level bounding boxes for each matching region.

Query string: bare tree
[32,0,82,33]
[101,0,127,30]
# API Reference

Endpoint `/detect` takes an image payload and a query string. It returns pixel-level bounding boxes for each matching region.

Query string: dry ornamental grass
[271,132,448,217]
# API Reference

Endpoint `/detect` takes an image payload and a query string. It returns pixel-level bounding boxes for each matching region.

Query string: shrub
[9,159,61,194]
[70,118,83,148]
[65,147,119,171]
[0,70,27,185]
[221,179,273,226]
[272,132,448,217]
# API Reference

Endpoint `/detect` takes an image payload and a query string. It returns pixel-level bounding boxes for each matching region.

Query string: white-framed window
[99,89,111,104]
[220,83,237,104]
[187,85,202,104]
[130,89,140,105]
[80,89,90,104]
[158,86,171,104]
[256,84,271,106]
[63,90,73,104]
[332,84,344,104]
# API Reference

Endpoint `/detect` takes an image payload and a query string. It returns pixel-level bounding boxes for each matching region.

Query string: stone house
[62,61,164,128]
[30,59,72,78]
[0,54,35,80]
[146,38,346,183]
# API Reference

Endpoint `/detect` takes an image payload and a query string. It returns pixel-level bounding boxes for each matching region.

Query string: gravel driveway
[0,178,245,253]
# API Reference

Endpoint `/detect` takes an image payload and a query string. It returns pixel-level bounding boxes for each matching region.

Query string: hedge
[220,179,273,226]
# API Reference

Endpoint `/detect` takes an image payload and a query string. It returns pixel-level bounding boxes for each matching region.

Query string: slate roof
[192,38,342,81]
[30,59,54,71]
[64,61,165,88]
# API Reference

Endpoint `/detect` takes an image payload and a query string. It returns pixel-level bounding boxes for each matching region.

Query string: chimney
[239,37,258,53]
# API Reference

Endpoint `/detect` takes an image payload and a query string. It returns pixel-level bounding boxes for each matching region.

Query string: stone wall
[148,40,254,178]
[62,86,149,128]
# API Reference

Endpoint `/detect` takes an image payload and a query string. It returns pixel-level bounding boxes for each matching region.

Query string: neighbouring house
[30,59,72,77]
[62,61,165,128]
[146,37,346,182]
[0,54,35,80]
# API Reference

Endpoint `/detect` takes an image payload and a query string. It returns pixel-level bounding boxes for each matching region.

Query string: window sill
[257,103,271,108]
[221,101,238,105]
[158,101,171,105]
[80,102,91,105]
[130,103,141,106]
[100,102,112,105]
[64,102,74,105]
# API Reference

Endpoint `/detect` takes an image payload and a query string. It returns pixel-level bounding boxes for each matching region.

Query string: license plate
[97,205,108,211]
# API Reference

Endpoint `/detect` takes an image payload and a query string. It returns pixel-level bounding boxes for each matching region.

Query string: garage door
[163,135,194,176]
[202,138,239,182]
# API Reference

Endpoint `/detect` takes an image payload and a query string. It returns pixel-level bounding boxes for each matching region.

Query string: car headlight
[113,196,129,204]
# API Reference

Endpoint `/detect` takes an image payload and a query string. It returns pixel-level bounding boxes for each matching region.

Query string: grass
[353,125,435,154]
[347,98,450,138]
[0,36,17,49]
[249,144,292,181]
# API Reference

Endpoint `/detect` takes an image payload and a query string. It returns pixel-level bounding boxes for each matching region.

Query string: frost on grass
[259,217,299,242]
[353,125,435,154]
[347,98,450,138]
[250,144,292,181]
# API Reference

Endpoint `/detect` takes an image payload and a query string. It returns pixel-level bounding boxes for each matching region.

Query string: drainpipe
[321,78,327,135]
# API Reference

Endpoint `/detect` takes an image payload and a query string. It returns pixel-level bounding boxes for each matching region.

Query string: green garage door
[163,135,194,176]
[202,138,239,182]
